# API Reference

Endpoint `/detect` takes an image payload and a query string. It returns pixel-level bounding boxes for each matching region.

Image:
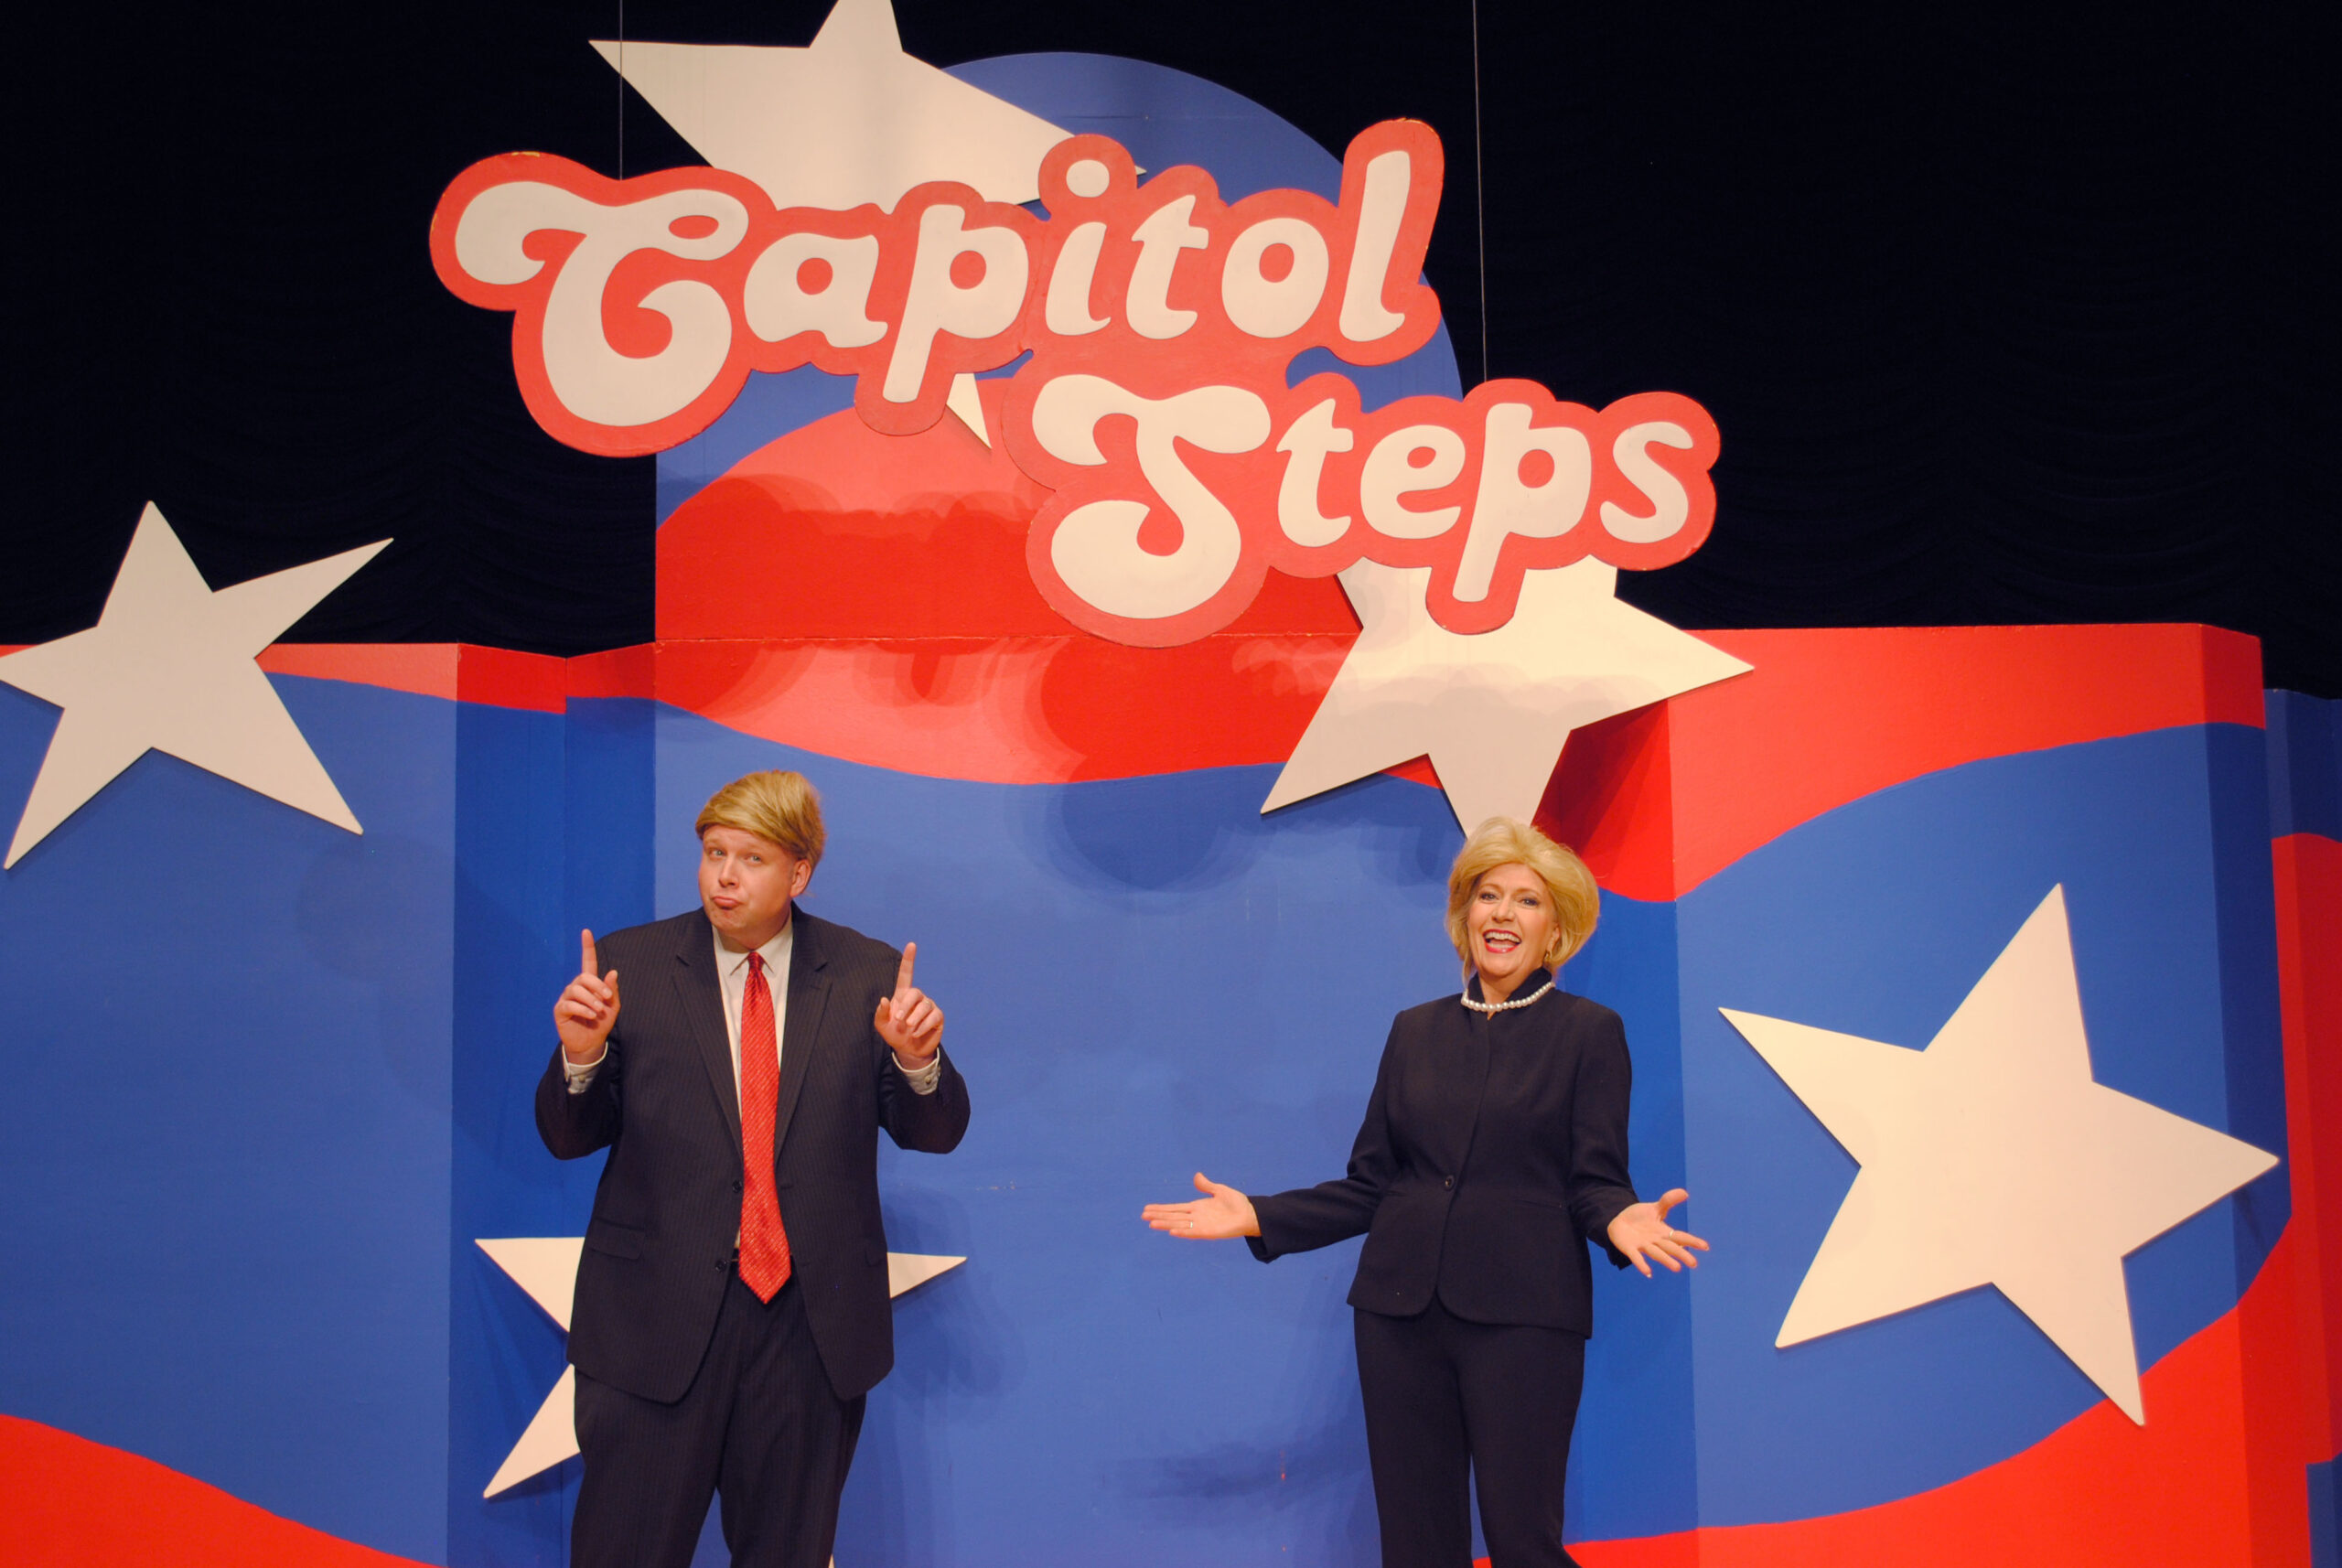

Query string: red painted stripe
[6,1243,2308,1568]
[255,645,459,702]
[7,642,573,714]
[647,387,1364,778]
[569,643,656,700]
[650,387,2274,866]
[650,635,1354,783]
[262,644,568,714]
[0,1415,431,1567]
[1551,1229,2298,1566]
[242,625,2261,863]
[1541,625,2266,900]
[655,381,1358,643]
[2273,832,2342,1465]
[263,643,564,714]
[454,644,566,713]
[266,644,565,714]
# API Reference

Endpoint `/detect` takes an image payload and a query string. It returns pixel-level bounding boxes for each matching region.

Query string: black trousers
[571,1273,866,1568]
[1354,1294,1587,1568]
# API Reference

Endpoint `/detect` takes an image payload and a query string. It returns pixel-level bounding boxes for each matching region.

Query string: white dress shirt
[712,920,798,1101]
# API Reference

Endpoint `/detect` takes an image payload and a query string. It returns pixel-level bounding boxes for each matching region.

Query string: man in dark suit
[539,768,970,1568]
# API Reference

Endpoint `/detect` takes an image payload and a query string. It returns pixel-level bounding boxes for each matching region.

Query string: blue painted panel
[451,697,592,1567]
[628,717,1466,1567]
[2312,1453,2342,1568]
[565,695,656,941]
[0,673,2275,1562]
[568,711,1712,1563]
[2268,689,2342,843]
[0,676,457,1562]
[2208,719,2290,1283]
[1677,723,2284,1528]
[1561,895,1698,1541]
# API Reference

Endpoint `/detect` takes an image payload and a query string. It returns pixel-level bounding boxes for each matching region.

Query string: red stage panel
[0,1416,431,1568]
[255,644,460,702]
[2273,832,2342,1470]
[1543,625,2265,900]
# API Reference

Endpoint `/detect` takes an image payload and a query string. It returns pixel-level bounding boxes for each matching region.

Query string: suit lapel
[771,907,832,1159]
[673,914,742,1155]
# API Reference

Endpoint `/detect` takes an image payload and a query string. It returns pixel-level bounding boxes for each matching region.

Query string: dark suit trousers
[1354,1295,1586,1568]
[572,1273,865,1568]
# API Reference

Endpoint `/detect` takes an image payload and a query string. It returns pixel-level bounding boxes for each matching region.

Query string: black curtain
[5,1,2336,691]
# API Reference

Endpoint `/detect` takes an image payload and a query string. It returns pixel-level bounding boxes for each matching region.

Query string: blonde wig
[1444,817,1600,971]
[695,769,826,869]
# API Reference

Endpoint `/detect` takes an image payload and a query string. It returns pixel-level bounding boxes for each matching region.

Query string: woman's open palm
[1606,1188,1709,1277]
[1143,1172,1260,1240]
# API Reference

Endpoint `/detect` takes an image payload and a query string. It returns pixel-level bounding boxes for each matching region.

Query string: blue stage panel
[1676,722,2284,1527]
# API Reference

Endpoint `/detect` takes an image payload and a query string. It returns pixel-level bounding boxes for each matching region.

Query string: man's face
[699,825,811,950]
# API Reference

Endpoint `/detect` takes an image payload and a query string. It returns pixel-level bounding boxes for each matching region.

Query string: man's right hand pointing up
[555,928,621,1064]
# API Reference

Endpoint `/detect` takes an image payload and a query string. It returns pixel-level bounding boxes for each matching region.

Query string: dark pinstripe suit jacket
[535,906,970,1402]
[1247,975,1638,1334]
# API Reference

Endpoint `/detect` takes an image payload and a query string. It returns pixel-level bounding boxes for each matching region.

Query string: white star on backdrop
[1722,886,2278,1423]
[593,0,1069,447]
[1262,559,1751,832]
[0,503,386,868]
[478,1236,968,1496]
[593,0,1068,211]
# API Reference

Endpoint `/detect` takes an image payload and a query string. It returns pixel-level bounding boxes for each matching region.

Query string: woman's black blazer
[1248,973,1640,1334]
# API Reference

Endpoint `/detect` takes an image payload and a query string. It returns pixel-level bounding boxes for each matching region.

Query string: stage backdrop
[3,12,2339,1568]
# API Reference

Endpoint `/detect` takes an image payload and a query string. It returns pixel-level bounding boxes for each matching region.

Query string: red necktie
[737,952,792,1300]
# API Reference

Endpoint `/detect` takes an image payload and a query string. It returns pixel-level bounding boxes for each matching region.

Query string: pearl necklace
[1460,977,1555,1014]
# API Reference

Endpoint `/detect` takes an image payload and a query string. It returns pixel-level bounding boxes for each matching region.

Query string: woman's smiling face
[1466,862,1555,1002]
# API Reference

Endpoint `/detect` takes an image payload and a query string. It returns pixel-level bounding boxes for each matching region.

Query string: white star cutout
[592,0,1068,211]
[591,0,1068,446]
[1722,886,2279,1423]
[478,1236,967,1497]
[0,503,387,868]
[1262,559,1751,831]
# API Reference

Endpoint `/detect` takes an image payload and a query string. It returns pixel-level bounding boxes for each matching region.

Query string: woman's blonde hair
[695,770,826,869]
[1444,817,1600,971]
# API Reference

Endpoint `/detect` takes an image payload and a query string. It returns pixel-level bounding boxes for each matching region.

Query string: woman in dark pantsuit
[1144,817,1704,1568]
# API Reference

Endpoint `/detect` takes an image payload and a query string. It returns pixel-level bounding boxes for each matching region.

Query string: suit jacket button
[1443,1176,1455,1188]
[732,1178,744,1193]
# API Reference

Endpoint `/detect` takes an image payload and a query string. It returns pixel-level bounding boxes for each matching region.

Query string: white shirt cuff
[892,1050,943,1094]
[563,1045,607,1093]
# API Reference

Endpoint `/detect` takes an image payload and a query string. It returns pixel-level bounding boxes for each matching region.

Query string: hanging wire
[617,0,626,177]
[1470,0,1489,386]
